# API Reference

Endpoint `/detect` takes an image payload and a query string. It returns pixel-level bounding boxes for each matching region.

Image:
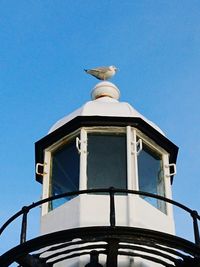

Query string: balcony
[0,188,200,267]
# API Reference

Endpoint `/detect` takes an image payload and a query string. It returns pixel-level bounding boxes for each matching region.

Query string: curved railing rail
[0,188,200,247]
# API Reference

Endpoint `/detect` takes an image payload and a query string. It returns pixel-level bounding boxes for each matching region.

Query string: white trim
[85,126,126,134]
[79,128,87,190]
[163,154,175,223]
[126,126,138,226]
[45,129,80,153]
[41,151,51,215]
[136,128,167,155]
[126,126,133,190]
[132,128,139,190]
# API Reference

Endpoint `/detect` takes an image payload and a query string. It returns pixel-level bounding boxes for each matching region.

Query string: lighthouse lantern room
[35,81,178,239]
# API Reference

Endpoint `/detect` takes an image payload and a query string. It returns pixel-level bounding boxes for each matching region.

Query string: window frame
[41,126,171,216]
[41,129,80,214]
[86,127,128,190]
[135,129,170,214]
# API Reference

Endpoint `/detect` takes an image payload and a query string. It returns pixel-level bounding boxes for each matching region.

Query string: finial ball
[91,81,120,100]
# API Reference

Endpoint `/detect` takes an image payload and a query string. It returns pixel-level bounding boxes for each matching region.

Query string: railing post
[85,250,103,267]
[20,206,29,244]
[106,239,118,267]
[109,187,116,227]
[191,210,200,246]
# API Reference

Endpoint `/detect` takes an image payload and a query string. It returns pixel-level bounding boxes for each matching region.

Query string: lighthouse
[35,81,178,266]
[0,81,200,267]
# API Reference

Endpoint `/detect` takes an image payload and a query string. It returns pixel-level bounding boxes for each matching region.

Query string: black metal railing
[0,188,200,247]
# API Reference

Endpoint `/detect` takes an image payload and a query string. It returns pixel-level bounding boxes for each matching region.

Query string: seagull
[84,65,118,80]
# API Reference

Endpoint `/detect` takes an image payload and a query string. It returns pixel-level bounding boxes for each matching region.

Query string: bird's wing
[85,70,103,79]
[89,66,110,73]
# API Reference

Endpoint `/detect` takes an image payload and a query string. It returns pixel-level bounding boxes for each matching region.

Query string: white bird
[84,65,118,80]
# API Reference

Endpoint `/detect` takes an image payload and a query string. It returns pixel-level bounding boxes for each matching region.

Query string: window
[46,127,168,214]
[87,132,127,190]
[49,138,80,210]
[137,141,166,213]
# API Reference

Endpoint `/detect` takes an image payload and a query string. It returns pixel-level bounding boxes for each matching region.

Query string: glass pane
[87,133,127,190]
[50,138,79,210]
[137,142,166,213]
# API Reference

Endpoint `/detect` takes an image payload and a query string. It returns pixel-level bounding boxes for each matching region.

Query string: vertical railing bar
[191,210,200,246]
[106,239,118,267]
[85,250,103,267]
[20,206,29,244]
[109,187,116,227]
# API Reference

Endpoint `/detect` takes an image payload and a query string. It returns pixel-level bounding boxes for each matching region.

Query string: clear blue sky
[0,0,200,254]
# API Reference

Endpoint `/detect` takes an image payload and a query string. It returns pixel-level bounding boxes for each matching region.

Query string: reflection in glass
[138,142,166,213]
[50,139,79,210]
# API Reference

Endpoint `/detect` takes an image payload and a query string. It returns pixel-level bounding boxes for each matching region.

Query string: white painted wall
[41,194,175,234]
[40,196,80,234]
[40,194,175,267]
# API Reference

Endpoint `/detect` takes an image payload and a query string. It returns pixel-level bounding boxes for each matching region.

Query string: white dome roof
[49,82,164,135]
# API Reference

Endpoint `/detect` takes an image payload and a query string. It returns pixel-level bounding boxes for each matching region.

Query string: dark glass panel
[138,143,166,213]
[50,139,79,210]
[87,133,127,190]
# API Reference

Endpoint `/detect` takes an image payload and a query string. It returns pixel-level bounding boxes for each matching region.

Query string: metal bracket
[132,139,143,155]
[76,137,81,154]
[36,163,46,176]
[136,139,143,155]
[165,163,177,177]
